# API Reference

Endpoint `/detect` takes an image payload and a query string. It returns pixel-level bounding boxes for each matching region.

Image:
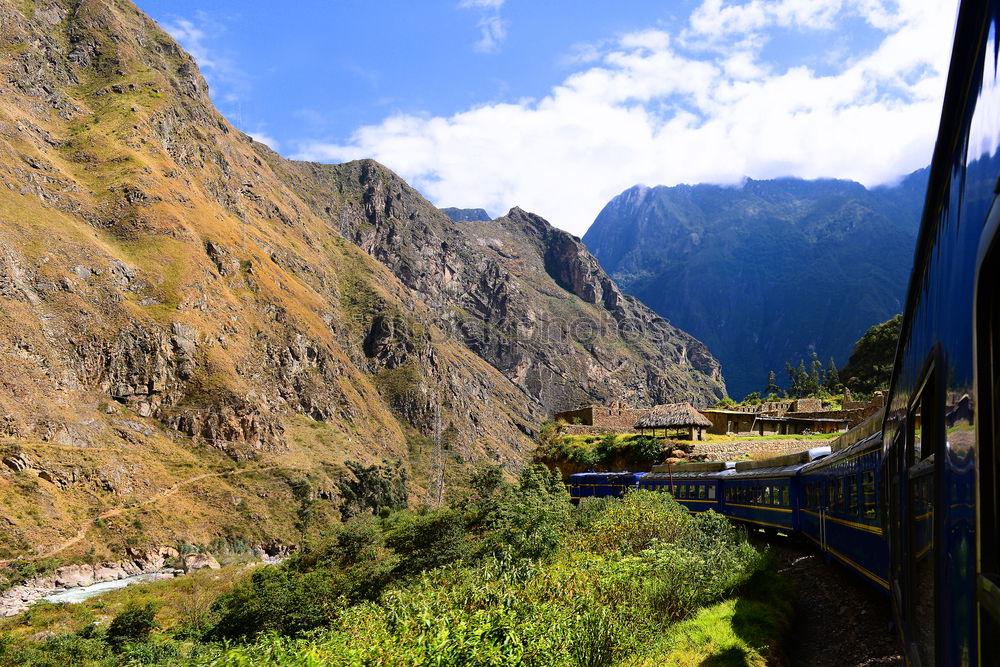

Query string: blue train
[573,1,1000,661]
[568,441,888,592]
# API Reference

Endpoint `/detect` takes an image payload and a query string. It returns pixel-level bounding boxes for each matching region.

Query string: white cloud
[473,14,507,53]
[248,131,280,151]
[459,0,505,8]
[295,0,959,236]
[459,0,507,53]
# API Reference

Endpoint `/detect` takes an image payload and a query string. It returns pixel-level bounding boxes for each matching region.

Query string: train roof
[650,461,734,473]
[719,446,832,479]
[567,471,641,480]
[641,469,732,482]
[800,432,882,473]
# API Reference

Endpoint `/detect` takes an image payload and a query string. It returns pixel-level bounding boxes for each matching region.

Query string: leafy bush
[336,459,408,520]
[383,508,471,576]
[107,602,158,650]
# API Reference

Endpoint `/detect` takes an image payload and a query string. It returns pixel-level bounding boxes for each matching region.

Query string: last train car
[566,472,641,500]
[881,0,1000,663]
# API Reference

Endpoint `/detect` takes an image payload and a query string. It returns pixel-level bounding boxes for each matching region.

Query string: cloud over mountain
[294,0,957,236]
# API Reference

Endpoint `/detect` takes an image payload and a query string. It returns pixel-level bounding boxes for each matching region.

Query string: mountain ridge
[583,171,926,397]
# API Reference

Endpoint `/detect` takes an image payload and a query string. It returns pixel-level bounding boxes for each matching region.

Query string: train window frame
[846,475,858,517]
[863,470,876,519]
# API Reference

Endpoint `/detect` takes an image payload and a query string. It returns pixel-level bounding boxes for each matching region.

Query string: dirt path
[769,536,902,666]
[2,465,279,565]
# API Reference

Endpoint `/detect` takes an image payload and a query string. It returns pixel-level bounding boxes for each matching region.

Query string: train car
[636,462,732,514]
[799,433,888,592]
[566,471,643,500]
[719,447,830,533]
[878,0,1000,663]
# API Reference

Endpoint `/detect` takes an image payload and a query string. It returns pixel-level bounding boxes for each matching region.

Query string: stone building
[553,402,648,430]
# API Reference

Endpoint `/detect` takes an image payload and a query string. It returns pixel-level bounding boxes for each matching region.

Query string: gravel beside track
[768,535,903,666]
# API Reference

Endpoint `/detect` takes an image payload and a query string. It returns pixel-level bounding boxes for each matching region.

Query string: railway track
[765,535,902,666]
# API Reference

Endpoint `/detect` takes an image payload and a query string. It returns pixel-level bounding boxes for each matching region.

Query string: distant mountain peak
[583,173,927,398]
[440,207,492,222]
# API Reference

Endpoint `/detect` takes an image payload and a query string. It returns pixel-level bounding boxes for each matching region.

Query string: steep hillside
[583,173,925,397]
[280,162,726,412]
[0,0,723,563]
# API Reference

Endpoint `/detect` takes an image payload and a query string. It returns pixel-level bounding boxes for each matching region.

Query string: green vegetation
[839,314,902,395]
[534,433,668,469]
[0,468,791,666]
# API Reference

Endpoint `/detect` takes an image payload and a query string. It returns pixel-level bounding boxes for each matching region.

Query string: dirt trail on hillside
[3,465,279,565]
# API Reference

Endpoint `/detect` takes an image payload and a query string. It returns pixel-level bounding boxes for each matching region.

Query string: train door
[976,217,1000,663]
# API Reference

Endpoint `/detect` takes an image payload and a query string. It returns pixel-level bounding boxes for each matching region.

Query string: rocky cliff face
[0,0,723,563]
[281,161,726,412]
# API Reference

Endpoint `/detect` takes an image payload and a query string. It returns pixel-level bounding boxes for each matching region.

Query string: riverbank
[0,547,219,618]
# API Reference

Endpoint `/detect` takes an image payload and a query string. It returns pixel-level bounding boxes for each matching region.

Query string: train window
[708,486,716,500]
[846,476,858,517]
[698,485,707,500]
[782,486,789,507]
[862,470,876,519]
[772,485,780,506]
[763,486,771,505]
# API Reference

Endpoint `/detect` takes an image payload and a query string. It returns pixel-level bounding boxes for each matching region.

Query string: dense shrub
[107,602,158,650]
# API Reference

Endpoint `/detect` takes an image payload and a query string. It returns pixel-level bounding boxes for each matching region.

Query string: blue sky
[137,0,960,235]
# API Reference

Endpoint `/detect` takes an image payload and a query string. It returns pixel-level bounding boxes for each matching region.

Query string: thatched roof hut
[634,402,712,439]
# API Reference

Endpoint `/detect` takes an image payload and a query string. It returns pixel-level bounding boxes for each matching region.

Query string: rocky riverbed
[0,547,221,618]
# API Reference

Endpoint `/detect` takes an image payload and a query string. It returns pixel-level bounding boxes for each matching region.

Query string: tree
[787,360,809,397]
[764,370,781,398]
[840,314,902,394]
[824,357,841,393]
[805,352,822,396]
[742,392,761,405]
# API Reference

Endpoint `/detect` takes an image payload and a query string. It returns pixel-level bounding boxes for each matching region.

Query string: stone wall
[554,406,595,425]
[554,404,648,430]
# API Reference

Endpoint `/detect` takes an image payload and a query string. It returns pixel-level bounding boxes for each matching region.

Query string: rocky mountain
[0,0,723,563]
[583,173,926,398]
[440,207,491,222]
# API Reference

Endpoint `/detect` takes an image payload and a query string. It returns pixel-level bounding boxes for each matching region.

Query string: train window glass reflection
[763,486,771,505]
[863,470,876,519]
[846,476,858,516]
[698,485,707,500]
